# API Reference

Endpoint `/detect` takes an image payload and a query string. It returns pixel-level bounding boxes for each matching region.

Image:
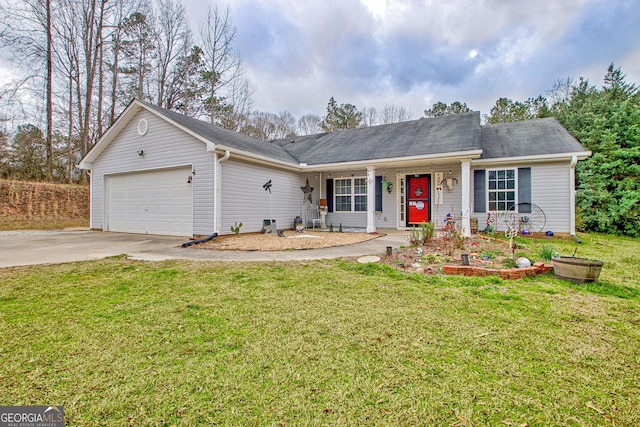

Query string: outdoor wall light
[386,183,393,194]
[137,149,144,156]
[187,175,192,184]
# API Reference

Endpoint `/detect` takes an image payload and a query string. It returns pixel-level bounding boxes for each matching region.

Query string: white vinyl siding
[220,159,302,234]
[530,162,572,233]
[471,160,573,233]
[90,110,215,236]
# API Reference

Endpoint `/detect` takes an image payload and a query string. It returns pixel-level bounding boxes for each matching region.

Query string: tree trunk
[110,24,121,125]
[46,0,53,181]
[96,39,104,137]
[68,67,74,184]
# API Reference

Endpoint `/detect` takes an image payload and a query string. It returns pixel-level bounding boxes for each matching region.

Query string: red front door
[407,175,430,225]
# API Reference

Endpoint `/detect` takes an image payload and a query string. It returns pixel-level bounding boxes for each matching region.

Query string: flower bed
[377,234,555,279]
[443,262,553,280]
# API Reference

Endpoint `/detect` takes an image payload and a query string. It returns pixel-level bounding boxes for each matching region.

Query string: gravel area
[195,230,381,251]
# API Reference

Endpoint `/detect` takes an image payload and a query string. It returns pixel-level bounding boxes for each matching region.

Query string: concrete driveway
[0,230,187,268]
[0,229,410,268]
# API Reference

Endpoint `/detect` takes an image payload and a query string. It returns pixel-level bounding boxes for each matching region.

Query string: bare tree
[382,104,413,124]
[79,0,106,167]
[216,75,254,131]
[361,106,379,127]
[120,7,155,101]
[154,0,189,108]
[273,111,296,138]
[297,113,322,135]
[198,5,245,124]
[45,0,53,179]
[163,44,204,115]
[547,77,574,105]
[0,0,49,169]
[1,0,256,182]
[242,111,276,140]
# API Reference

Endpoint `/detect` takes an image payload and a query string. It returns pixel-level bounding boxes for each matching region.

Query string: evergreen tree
[320,97,363,131]
[553,64,640,236]
[424,101,471,117]
[10,124,48,181]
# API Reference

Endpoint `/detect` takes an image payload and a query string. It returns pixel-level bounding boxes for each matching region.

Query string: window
[488,169,516,211]
[474,167,531,214]
[335,177,367,212]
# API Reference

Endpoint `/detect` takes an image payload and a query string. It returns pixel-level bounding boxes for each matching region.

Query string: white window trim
[487,168,518,212]
[334,177,368,212]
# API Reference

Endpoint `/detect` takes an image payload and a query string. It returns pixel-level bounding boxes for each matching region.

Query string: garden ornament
[441,177,459,192]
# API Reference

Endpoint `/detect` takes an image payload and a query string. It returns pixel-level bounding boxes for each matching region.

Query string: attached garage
[105,166,193,236]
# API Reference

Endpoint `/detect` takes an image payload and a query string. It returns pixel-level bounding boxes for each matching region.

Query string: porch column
[461,159,471,237]
[366,166,376,233]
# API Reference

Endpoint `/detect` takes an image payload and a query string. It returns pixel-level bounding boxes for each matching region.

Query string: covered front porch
[300,153,481,237]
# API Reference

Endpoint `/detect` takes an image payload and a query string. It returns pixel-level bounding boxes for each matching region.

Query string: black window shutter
[326,178,333,212]
[375,176,383,211]
[474,169,486,213]
[518,167,532,213]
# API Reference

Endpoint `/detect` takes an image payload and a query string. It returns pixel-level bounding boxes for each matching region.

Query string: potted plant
[552,249,604,284]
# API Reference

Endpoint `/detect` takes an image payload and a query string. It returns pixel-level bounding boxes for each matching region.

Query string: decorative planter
[552,256,604,284]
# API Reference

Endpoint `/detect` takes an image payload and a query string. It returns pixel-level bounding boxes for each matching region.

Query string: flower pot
[552,256,604,284]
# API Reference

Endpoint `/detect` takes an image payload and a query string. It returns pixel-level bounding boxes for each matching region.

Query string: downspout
[213,150,230,234]
[569,155,578,236]
[85,169,93,230]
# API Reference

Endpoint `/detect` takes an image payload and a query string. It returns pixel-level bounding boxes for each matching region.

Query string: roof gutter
[472,151,591,166]
[300,149,484,172]
[213,144,301,171]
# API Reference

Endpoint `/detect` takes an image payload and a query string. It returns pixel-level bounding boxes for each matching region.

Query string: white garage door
[106,167,193,236]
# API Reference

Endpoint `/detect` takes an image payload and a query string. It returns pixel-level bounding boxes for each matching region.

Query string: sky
[184,0,640,120]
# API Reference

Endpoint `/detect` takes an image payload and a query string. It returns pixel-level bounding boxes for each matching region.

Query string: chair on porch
[305,205,322,229]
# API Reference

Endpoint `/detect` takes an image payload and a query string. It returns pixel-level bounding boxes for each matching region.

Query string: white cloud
[183,0,640,118]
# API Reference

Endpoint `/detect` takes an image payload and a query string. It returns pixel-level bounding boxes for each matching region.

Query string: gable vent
[137,119,149,136]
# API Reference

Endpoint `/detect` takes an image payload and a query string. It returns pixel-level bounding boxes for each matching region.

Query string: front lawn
[1,233,639,426]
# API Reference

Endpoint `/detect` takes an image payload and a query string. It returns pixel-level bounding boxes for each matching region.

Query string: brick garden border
[442,262,553,280]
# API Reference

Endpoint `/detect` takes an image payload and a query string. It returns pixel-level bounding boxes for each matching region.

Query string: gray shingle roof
[480,118,587,159]
[140,101,301,165]
[271,112,482,165]
[139,101,586,167]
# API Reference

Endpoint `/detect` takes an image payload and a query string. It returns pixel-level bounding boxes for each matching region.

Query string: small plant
[230,221,243,236]
[409,226,422,245]
[421,253,442,264]
[329,223,334,232]
[443,226,465,255]
[540,244,555,261]
[420,221,435,242]
[502,258,517,269]
[482,249,504,260]
[339,223,343,233]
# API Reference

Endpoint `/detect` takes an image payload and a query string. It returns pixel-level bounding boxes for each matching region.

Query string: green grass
[1,233,639,426]
[0,217,88,231]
